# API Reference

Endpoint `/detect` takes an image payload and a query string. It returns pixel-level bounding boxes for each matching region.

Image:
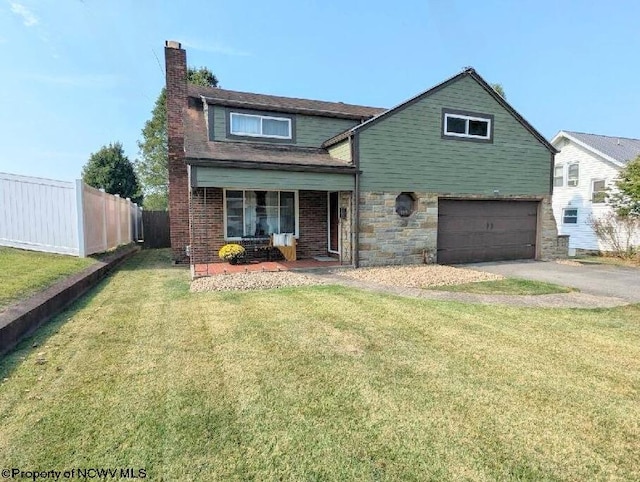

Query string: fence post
[126,198,132,242]
[115,194,121,246]
[75,180,87,257]
[100,189,108,252]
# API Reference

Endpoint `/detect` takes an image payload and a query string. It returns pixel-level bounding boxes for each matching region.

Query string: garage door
[437,200,538,264]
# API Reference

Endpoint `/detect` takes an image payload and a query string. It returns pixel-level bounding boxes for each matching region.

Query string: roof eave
[185,157,358,174]
[552,130,625,168]
[335,68,558,155]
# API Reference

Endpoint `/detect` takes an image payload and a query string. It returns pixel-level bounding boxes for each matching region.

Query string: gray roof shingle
[565,131,640,165]
[187,84,385,120]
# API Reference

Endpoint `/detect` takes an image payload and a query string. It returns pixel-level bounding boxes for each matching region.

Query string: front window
[230,113,292,139]
[554,165,564,187]
[567,163,579,187]
[443,110,492,140]
[563,208,578,224]
[592,180,606,203]
[225,190,297,239]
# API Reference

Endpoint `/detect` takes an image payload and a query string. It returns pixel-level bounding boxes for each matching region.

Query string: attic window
[442,109,493,142]
[230,112,292,139]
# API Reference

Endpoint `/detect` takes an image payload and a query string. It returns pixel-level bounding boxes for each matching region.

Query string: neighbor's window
[592,180,606,203]
[567,163,579,187]
[563,208,578,224]
[443,110,492,140]
[230,112,292,139]
[553,165,564,187]
[225,190,297,239]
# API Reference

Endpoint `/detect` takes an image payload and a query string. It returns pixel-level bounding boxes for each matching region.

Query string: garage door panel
[437,200,538,264]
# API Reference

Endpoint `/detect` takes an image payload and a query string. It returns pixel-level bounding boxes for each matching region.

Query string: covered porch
[188,164,355,272]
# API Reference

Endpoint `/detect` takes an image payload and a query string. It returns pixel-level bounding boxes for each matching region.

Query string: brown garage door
[437,200,538,264]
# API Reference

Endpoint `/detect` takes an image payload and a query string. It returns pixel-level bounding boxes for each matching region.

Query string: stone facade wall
[358,192,438,267]
[339,191,352,264]
[358,192,568,267]
[538,196,569,260]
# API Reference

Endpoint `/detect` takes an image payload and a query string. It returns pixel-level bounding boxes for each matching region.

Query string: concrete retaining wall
[0,246,139,357]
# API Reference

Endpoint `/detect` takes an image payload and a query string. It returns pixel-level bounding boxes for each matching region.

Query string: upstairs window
[567,163,579,187]
[592,180,606,203]
[553,165,564,187]
[230,112,292,139]
[442,109,493,141]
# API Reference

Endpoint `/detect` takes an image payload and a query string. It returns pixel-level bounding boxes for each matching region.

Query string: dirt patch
[555,259,583,267]
[332,264,504,288]
[191,271,327,292]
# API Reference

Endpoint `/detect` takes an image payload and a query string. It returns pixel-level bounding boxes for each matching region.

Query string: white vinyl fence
[0,172,143,257]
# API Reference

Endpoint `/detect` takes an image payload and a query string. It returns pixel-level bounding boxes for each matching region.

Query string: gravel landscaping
[191,271,327,292]
[191,264,505,292]
[331,264,504,288]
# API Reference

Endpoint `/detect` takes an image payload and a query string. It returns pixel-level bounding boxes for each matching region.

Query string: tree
[82,142,143,205]
[609,155,640,218]
[135,67,219,210]
[491,83,506,99]
[589,156,640,258]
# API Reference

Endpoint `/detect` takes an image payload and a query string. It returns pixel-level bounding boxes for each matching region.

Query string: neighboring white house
[550,131,640,255]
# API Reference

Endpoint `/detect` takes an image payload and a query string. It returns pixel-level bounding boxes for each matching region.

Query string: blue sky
[1,0,639,182]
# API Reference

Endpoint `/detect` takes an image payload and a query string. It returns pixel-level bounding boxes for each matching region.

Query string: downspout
[352,133,361,268]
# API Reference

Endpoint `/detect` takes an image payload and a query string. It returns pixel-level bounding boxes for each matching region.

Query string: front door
[328,192,339,254]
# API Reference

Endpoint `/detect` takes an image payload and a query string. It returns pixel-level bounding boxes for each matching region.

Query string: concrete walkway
[310,272,631,309]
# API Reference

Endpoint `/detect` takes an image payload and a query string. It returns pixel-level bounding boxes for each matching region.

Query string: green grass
[575,255,640,268]
[1,250,639,480]
[0,247,95,309]
[430,278,575,295]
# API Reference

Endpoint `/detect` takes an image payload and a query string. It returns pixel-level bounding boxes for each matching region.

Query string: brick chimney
[165,40,189,263]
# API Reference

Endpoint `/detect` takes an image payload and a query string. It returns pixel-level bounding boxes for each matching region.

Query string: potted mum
[218,243,246,265]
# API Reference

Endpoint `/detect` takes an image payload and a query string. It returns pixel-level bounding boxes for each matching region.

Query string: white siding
[551,140,633,252]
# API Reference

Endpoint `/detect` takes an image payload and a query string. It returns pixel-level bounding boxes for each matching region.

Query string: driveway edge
[0,245,140,357]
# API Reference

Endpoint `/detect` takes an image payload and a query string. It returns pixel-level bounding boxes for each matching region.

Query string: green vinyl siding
[212,105,358,148]
[194,166,354,191]
[358,75,551,195]
[328,139,352,162]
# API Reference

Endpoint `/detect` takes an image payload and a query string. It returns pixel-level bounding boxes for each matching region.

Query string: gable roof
[323,68,557,154]
[187,84,385,120]
[551,130,640,167]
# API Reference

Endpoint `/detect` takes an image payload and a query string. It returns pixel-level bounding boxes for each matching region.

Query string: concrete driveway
[466,260,640,303]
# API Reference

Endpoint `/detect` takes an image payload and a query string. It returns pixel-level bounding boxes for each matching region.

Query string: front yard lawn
[0,250,638,480]
[0,247,95,310]
[429,278,575,295]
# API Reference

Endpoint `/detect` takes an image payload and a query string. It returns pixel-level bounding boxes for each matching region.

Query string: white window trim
[223,188,299,240]
[444,113,492,140]
[229,112,292,139]
[567,163,579,187]
[562,207,578,225]
[591,179,607,204]
[553,165,564,187]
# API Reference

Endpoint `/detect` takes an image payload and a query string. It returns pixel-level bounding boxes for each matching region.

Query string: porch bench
[238,237,283,262]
